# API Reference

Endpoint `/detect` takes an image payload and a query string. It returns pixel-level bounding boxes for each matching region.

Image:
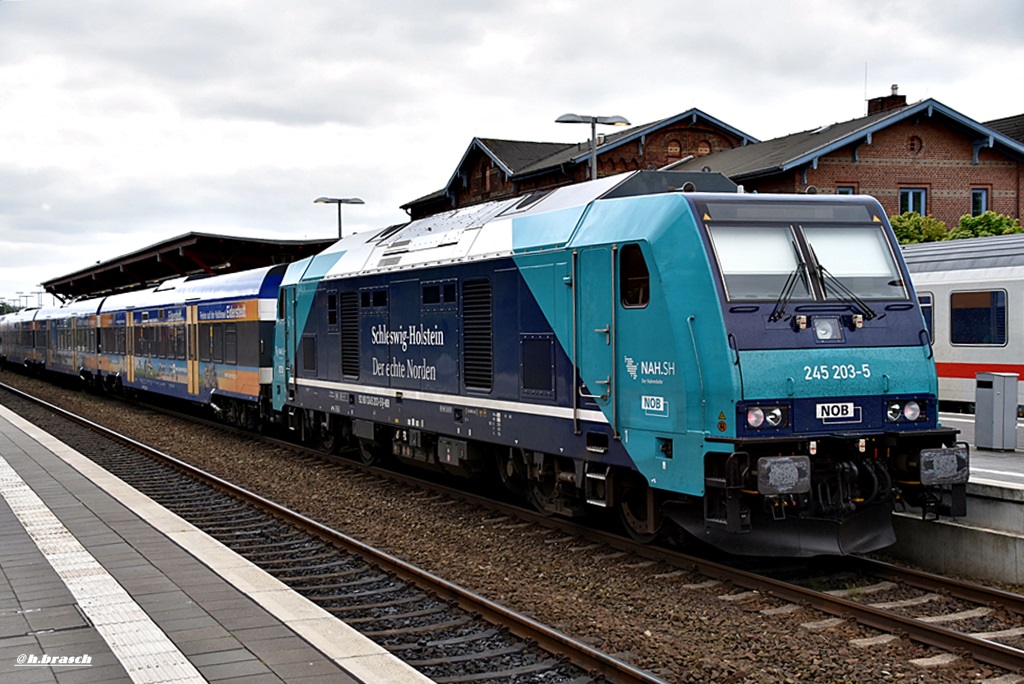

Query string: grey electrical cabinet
[975,372,1018,451]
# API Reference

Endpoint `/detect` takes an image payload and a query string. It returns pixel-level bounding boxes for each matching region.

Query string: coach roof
[903,233,1024,273]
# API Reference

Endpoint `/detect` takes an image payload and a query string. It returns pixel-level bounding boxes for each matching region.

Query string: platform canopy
[43,232,336,302]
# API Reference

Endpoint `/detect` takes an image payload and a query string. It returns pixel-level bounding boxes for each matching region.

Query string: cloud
[1,0,1023,302]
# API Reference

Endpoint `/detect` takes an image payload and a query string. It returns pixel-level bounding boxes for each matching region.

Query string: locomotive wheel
[319,427,339,455]
[619,484,662,543]
[497,448,527,495]
[358,438,382,465]
[527,480,558,516]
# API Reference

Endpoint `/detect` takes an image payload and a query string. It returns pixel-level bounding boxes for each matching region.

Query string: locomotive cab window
[708,225,810,301]
[802,226,906,300]
[705,200,907,303]
[620,244,650,308]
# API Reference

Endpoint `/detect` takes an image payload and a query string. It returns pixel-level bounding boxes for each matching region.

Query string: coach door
[126,313,136,383]
[186,305,200,396]
[574,245,618,434]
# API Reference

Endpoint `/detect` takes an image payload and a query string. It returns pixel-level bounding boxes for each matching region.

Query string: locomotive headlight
[746,406,787,429]
[747,407,765,428]
[886,400,923,422]
[813,317,842,341]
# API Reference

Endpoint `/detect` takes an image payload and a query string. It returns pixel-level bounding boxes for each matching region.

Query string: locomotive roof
[902,234,1024,273]
[286,170,737,285]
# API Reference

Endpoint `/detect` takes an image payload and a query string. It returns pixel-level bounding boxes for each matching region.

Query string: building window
[909,135,923,153]
[480,160,491,192]
[836,185,856,195]
[971,188,989,216]
[666,139,682,159]
[899,188,927,214]
[950,290,1006,346]
[697,140,712,156]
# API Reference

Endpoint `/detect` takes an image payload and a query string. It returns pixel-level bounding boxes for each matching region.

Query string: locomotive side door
[574,245,617,431]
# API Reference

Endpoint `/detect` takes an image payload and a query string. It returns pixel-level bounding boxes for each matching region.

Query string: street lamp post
[314,197,365,239]
[555,113,631,180]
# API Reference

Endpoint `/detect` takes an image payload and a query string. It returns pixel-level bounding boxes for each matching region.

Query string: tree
[889,212,948,244]
[948,211,1022,240]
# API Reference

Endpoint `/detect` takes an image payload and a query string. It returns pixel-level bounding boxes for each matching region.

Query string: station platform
[0,404,432,684]
[886,412,1024,584]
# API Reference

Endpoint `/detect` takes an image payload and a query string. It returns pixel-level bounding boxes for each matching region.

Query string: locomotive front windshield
[704,200,908,303]
[802,225,905,300]
[707,225,811,301]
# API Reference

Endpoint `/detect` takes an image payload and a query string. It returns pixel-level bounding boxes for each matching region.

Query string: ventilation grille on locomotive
[341,292,360,378]
[462,279,493,391]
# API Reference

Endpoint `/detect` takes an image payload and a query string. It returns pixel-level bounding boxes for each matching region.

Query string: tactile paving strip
[0,453,204,684]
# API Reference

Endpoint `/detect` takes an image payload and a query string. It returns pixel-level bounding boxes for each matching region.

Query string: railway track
[0,382,667,684]
[6,376,1024,680]
[373,468,1024,674]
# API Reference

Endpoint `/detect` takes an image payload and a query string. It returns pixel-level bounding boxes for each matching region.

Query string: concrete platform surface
[0,403,433,684]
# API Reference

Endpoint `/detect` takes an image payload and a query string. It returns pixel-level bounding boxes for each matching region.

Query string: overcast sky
[2,0,1023,307]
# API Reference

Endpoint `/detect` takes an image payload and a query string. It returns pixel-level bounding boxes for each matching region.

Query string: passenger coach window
[620,244,650,308]
[225,324,237,365]
[951,290,1007,345]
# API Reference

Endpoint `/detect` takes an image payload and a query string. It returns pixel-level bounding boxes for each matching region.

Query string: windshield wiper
[769,262,806,322]
[816,263,877,320]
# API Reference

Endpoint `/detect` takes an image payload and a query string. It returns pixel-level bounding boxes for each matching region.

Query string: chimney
[868,84,907,115]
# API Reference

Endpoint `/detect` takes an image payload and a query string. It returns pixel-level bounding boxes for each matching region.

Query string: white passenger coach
[903,233,1024,412]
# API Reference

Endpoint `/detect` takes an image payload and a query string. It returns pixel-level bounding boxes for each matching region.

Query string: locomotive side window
[620,244,650,308]
[422,284,441,305]
[950,290,1007,345]
[327,292,338,328]
[422,280,457,307]
[301,335,317,373]
[361,289,389,309]
[521,334,555,394]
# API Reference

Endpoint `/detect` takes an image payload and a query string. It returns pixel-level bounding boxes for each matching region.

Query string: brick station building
[405,88,1024,232]
[673,88,1024,230]
[402,109,759,219]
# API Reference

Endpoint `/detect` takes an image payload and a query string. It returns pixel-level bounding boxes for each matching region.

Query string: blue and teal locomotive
[0,171,967,555]
[272,171,967,556]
